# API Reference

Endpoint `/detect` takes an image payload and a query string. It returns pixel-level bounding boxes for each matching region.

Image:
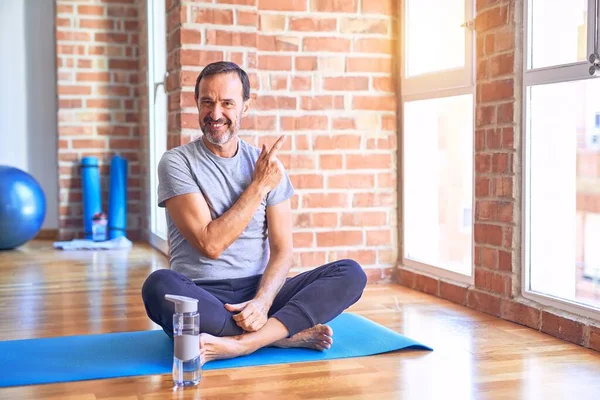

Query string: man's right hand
[252,135,286,195]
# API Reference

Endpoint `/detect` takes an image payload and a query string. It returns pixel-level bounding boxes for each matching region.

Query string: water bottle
[165,294,201,387]
[91,212,107,242]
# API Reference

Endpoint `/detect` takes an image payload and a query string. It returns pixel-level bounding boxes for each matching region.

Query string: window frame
[521,0,600,320]
[399,0,477,285]
[400,0,476,97]
[147,0,169,256]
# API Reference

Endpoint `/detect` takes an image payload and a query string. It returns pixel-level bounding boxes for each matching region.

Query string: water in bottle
[165,294,201,387]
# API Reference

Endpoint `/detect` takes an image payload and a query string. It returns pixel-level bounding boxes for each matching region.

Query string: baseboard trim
[35,229,58,240]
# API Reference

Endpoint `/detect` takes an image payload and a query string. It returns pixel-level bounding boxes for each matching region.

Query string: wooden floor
[1,241,600,399]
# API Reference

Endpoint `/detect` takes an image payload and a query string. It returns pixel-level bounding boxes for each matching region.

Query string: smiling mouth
[205,120,229,130]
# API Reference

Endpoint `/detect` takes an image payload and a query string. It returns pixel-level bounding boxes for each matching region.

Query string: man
[141,61,367,364]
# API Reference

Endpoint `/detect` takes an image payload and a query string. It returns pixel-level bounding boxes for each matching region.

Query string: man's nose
[209,103,224,120]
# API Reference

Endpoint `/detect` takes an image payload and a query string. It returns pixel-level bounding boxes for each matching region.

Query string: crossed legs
[141,259,367,363]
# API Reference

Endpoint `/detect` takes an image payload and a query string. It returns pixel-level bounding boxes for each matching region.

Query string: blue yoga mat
[0,313,431,388]
[107,155,127,239]
[81,156,101,240]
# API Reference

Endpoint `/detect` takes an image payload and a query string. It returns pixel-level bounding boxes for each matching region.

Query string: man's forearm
[255,249,293,307]
[199,181,267,258]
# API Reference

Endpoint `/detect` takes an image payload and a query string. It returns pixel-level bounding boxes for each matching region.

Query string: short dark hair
[194,61,250,102]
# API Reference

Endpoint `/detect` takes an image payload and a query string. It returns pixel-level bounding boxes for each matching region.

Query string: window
[147,0,169,255]
[524,0,600,315]
[400,0,475,281]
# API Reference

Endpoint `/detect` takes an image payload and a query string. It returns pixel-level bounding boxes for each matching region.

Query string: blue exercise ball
[0,165,46,250]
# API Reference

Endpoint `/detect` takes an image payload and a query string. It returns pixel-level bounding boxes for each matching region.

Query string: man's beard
[200,113,241,146]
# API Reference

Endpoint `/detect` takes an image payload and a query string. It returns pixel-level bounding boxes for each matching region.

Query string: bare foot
[272,324,333,351]
[200,333,251,364]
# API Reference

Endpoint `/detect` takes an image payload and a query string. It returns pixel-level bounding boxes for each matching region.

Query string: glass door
[401,0,475,282]
[147,0,168,255]
[524,0,600,316]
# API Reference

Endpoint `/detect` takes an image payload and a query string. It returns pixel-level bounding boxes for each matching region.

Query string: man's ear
[241,99,251,117]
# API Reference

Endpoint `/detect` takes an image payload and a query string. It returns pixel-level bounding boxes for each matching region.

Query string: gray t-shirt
[157,137,295,282]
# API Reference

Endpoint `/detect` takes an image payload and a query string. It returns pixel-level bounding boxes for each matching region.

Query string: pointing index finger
[267,135,286,158]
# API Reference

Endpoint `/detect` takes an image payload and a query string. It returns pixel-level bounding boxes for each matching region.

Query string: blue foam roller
[81,157,102,240]
[108,155,127,239]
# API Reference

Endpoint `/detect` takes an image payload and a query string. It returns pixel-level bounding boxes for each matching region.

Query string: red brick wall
[472,0,517,314]
[167,0,398,281]
[55,0,142,240]
[396,0,600,353]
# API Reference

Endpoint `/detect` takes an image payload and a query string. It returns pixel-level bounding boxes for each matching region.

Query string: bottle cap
[92,212,107,222]
[165,294,198,313]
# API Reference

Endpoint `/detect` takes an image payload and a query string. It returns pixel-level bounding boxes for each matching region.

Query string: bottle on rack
[91,212,107,242]
[165,294,201,387]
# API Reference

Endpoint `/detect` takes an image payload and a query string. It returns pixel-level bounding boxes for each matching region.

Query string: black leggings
[141,259,367,338]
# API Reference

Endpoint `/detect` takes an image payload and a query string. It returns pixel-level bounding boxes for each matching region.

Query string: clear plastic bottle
[165,294,201,387]
[91,212,107,242]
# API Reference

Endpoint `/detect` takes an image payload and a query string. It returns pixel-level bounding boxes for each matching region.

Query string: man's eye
[201,100,212,106]
[223,102,234,108]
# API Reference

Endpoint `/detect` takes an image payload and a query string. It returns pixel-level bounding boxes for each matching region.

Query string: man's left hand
[224,298,270,332]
